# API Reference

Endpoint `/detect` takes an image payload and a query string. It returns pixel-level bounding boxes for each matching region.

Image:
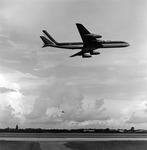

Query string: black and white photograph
[0,0,147,149]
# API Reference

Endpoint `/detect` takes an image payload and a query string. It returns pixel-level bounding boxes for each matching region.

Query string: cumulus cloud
[126,112,147,124]
[0,105,21,128]
[25,78,110,128]
[26,97,48,120]
[0,87,16,93]
[76,99,110,122]
[26,81,84,121]
[144,101,147,113]
[0,91,25,126]
[125,100,147,125]
[0,70,39,128]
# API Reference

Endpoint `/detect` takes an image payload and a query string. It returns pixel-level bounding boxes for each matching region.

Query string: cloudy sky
[0,0,147,129]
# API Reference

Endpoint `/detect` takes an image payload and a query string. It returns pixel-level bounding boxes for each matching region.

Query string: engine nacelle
[82,54,92,58]
[85,33,102,38]
[90,51,100,55]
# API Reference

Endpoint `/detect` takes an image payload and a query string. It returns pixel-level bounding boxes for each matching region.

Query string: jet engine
[90,51,100,55]
[82,54,92,58]
[85,33,102,38]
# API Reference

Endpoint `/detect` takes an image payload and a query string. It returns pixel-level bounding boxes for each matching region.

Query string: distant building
[118,129,124,133]
[136,129,146,133]
[84,129,95,132]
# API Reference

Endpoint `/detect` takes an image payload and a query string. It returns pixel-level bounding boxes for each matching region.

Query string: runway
[0,133,147,141]
[1,137,147,141]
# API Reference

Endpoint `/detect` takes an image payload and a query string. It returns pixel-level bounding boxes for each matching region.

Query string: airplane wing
[70,51,91,58]
[76,23,100,46]
[70,50,83,57]
[73,23,102,58]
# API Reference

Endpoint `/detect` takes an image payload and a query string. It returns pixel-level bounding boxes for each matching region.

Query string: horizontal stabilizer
[42,30,58,44]
[40,36,55,47]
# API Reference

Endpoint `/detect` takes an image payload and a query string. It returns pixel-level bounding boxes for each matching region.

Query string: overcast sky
[0,0,147,129]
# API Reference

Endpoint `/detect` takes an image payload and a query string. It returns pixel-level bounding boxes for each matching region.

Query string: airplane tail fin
[40,36,55,47]
[76,23,90,35]
[42,30,59,45]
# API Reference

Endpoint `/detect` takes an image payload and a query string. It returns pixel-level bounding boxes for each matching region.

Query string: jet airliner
[40,23,130,58]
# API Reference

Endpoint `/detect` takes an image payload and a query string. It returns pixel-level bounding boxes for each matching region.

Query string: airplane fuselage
[43,40,129,50]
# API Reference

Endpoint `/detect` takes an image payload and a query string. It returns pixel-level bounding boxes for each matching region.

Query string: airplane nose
[125,42,130,47]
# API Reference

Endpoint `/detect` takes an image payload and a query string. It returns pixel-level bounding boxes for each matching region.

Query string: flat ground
[1,141,147,150]
[64,141,147,150]
[0,141,70,150]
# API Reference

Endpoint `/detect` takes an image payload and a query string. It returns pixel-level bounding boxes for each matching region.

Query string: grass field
[1,140,147,150]
[0,141,42,150]
[64,141,147,150]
